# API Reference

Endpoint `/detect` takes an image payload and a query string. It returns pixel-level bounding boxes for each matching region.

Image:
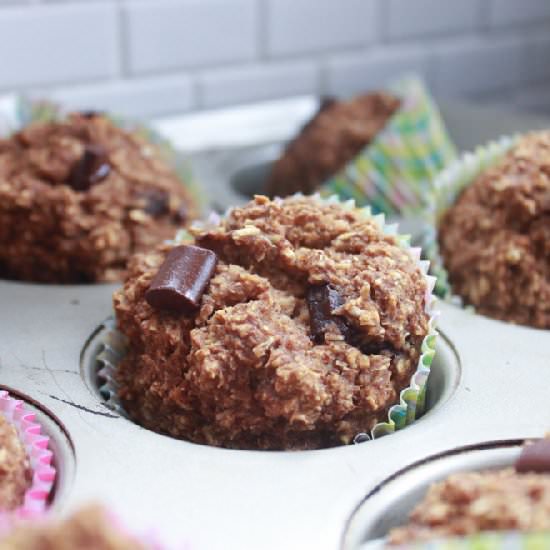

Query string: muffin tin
[345,440,525,549]
[1,97,550,549]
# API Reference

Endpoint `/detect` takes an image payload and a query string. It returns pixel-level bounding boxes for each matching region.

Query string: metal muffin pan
[1,98,550,549]
[344,440,525,549]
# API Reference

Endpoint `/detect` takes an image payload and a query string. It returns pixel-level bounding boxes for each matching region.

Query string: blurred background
[1,0,550,119]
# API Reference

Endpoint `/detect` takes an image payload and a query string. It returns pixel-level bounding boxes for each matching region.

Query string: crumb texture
[266,93,399,198]
[388,468,550,544]
[439,132,550,328]
[0,415,31,512]
[0,113,197,283]
[0,504,150,549]
[114,196,428,449]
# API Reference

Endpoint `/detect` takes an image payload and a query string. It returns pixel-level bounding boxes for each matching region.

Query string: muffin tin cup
[2,100,550,549]
[319,76,457,218]
[343,439,532,549]
[421,135,517,299]
[1,217,547,550]
[93,194,439,444]
[0,390,56,519]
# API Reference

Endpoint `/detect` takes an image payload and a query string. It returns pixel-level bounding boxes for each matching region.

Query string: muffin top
[114,195,429,449]
[265,92,400,198]
[438,132,550,328]
[0,414,31,513]
[388,439,550,545]
[0,112,197,283]
[0,504,151,549]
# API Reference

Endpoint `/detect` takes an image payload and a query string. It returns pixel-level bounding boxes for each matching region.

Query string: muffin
[0,505,152,549]
[437,132,550,329]
[113,195,431,450]
[388,439,550,544]
[0,112,198,283]
[265,92,400,198]
[0,415,31,513]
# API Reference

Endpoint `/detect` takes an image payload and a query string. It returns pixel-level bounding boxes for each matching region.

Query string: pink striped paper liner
[0,390,56,519]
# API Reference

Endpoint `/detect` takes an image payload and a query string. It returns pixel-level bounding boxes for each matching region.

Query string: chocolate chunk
[515,439,550,473]
[360,341,393,356]
[319,96,336,112]
[307,284,350,344]
[78,110,104,119]
[174,203,188,224]
[145,245,218,313]
[141,190,169,217]
[353,433,371,444]
[67,145,111,191]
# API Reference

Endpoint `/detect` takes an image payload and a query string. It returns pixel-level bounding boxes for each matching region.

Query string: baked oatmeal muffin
[388,439,550,544]
[438,132,550,329]
[113,195,430,450]
[0,505,152,549]
[0,112,198,283]
[265,92,400,198]
[0,414,31,513]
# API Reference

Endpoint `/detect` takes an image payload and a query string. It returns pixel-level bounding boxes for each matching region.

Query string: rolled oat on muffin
[265,92,400,198]
[0,112,198,283]
[388,439,550,545]
[0,504,153,549]
[0,415,31,514]
[437,132,550,329]
[113,195,431,450]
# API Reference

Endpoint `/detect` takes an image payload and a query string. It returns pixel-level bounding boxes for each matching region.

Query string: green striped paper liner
[320,76,457,218]
[391,531,550,550]
[0,95,206,215]
[95,194,438,444]
[421,135,518,300]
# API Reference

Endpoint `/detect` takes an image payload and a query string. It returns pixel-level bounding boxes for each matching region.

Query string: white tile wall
[525,34,550,83]
[487,0,550,27]
[266,0,377,56]
[0,0,549,118]
[124,0,258,74]
[37,76,195,119]
[0,3,118,88]
[385,0,480,39]
[326,46,432,97]
[433,37,524,96]
[197,61,319,108]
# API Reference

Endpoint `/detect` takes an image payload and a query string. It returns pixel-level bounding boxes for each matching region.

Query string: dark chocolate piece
[515,439,550,473]
[145,245,218,313]
[78,110,104,119]
[319,96,336,112]
[305,284,391,353]
[174,203,188,224]
[306,284,350,344]
[141,190,169,217]
[67,145,111,191]
[353,432,371,444]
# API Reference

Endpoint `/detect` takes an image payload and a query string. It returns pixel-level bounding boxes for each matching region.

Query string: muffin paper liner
[0,390,56,519]
[320,76,457,218]
[420,135,518,299]
[390,531,550,550]
[95,194,438,443]
[0,94,206,215]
